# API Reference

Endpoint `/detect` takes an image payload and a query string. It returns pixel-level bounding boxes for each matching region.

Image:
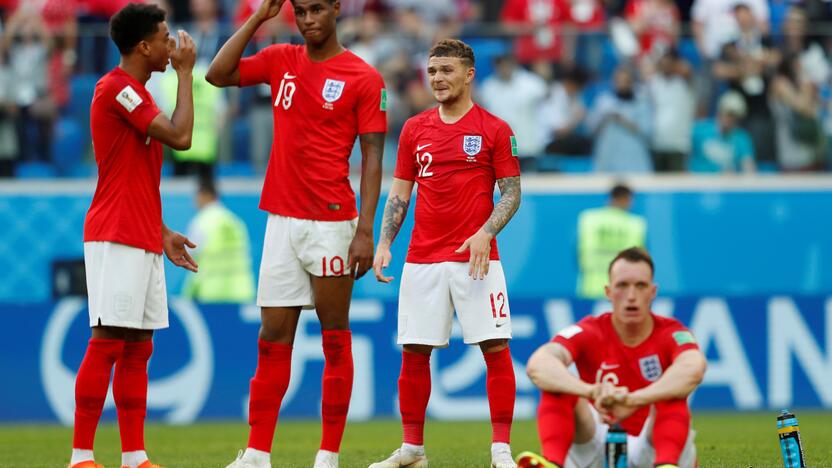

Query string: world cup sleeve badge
[322,79,345,110]
[638,354,662,382]
[463,135,482,162]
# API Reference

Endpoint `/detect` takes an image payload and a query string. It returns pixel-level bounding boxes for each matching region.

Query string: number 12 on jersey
[415,151,433,178]
[490,292,507,318]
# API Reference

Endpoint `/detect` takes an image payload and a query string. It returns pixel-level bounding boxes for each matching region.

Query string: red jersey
[624,0,680,56]
[501,0,571,63]
[238,44,387,221]
[394,105,520,263]
[84,67,163,254]
[553,313,699,435]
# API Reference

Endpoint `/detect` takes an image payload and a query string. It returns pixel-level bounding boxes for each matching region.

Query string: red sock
[247,339,293,452]
[484,348,515,444]
[398,351,431,446]
[73,338,124,449]
[537,392,577,465]
[653,399,691,465]
[113,340,153,452]
[320,330,354,452]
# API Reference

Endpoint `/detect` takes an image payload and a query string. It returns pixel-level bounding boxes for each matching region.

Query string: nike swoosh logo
[600,363,619,370]
[283,72,296,79]
[496,322,506,328]
[416,143,432,151]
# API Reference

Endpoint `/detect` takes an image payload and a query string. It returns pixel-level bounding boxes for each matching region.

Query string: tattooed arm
[373,177,415,283]
[455,176,522,279]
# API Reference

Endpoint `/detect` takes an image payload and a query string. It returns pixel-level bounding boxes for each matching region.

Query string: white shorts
[565,406,697,468]
[83,241,168,330]
[257,214,357,309]
[397,261,512,346]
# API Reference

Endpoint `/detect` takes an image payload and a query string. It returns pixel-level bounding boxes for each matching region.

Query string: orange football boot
[68,461,105,468]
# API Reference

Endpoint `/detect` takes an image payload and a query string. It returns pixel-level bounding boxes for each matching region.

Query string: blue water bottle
[777,409,806,468]
[605,423,627,468]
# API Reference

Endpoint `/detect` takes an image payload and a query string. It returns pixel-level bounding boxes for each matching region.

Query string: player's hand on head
[256,0,286,21]
[163,229,198,272]
[455,228,493,280]
[171,30,196,73]
[373,244,394,283]
[348,229,374,280]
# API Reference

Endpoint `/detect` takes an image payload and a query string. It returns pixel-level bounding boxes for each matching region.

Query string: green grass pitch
[0,412,830,467]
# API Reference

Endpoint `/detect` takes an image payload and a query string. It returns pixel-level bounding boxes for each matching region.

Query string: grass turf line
[0,412,830,467]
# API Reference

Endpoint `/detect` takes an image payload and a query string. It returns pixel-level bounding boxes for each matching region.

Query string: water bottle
[605,423,627,468]
[777,409,806,468]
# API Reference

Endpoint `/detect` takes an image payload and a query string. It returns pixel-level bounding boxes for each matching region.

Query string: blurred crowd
[1,0,832,178]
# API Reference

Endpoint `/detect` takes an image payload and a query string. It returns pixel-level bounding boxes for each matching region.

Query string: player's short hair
[110,3,167,55]
[429,39,475,68]
[610,183,633,200]
[608,247,654,277]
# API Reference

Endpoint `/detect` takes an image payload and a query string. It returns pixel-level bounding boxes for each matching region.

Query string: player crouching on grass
[517,248,707,468]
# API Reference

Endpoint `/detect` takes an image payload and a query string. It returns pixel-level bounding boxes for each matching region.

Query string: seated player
[517,247,706,468]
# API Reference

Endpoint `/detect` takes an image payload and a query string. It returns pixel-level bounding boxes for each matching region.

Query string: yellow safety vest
[183,203,255,303]
[161,65,221,163]
[577,206,647,299]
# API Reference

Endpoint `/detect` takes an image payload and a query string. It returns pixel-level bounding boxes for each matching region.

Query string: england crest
[322,79,345,103]
[463,135,482,156]
[638,354,662,382]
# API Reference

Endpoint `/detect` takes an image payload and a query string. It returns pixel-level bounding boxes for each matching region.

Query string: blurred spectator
[2,6,55,163]
[647,49,695,171]
[587,66,653,172]
[692,0,769,60]
[624,0,680,60]
[539,66,591,155]
[689,91,756,173]
[576,183,646,299]
[78,0,133,73]
[712,3,780,165]
[501,0,573,72]
[770,55,825,171]
[0,51,16,177]
[778,5,830,87]
[479,54,547,157]
[182,178,255,303]
[387,0,469,23]
[691,0,769,117]
[41,0,79,113]
[146,0,226,178]
[569,0,605,70]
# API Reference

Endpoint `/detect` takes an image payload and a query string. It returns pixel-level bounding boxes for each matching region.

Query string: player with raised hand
[370,39,522,468]
[206,0,387,467]
[516,247,707,468]
[70,3,197,468]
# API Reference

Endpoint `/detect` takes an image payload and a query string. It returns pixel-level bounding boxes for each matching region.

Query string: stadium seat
[757,161,780,173]
[51,118,84,177]
[68,162,96,178]
[537,154,594,173]
[463,37,511,82]
[14,161,58,178]
[232,120,252,163]
[678,38,701,67]
[216,161,256,177]
[581,79,611,108]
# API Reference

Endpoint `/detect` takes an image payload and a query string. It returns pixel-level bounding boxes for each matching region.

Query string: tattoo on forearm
[484,176,521,236]
[380,194,410,245]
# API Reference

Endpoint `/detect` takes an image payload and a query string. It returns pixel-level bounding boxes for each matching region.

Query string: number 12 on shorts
[490,292,507,318]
